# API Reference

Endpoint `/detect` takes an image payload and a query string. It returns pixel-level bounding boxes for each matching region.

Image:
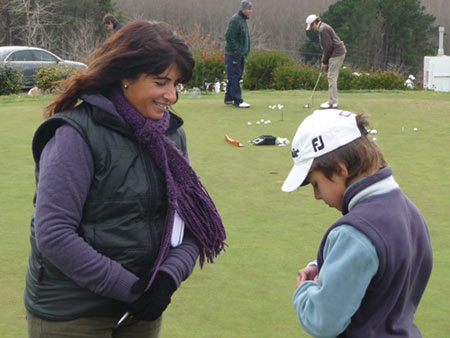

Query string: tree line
[0,0,118,61]
[116,0,446,76]
[302,0,437,74]
[1,0,448,77]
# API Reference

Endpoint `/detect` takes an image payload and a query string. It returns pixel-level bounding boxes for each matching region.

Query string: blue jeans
[225,55,245,105]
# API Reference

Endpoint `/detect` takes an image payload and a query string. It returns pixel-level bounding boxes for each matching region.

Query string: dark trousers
[225,55,245,105]
[26,310,162,338]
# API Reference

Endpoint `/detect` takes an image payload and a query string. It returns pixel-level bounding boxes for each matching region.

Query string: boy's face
[307,170,347,211]
[105,22,114,30]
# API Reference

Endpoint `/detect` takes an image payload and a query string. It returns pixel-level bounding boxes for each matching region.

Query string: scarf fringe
[178,187,227,267]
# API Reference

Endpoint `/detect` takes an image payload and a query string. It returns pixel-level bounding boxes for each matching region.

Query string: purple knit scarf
[110,89,226,288]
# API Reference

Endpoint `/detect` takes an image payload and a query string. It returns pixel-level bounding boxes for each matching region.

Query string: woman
[25,21,226,338]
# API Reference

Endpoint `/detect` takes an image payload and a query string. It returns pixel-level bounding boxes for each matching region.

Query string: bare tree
[116,0,337,60]
[8,0,62,48]
[0,0,12,45]
[2,0,445,72]
[59,18,104,62]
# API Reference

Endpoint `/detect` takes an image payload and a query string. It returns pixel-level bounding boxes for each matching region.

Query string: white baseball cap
[281,109,363,192]
[306,14,318,30]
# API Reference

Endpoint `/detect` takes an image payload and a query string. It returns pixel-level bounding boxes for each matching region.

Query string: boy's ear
[336,162,349,178]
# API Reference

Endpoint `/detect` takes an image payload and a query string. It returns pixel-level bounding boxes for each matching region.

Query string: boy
[281,109,432,337]
[102,13,124,32]
[305,14,346,109]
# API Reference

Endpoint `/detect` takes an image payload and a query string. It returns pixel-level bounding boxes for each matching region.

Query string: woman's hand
[128,272,177,321]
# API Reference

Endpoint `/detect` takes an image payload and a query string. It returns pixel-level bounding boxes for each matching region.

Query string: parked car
[0,46,88,88]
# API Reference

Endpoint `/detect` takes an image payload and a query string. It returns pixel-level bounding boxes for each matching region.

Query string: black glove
[128,271,177,321]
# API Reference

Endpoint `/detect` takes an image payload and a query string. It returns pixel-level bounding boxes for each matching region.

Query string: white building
[423,27,450,92]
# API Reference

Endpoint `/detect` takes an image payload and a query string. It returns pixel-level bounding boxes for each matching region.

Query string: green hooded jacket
[224,11,250,58]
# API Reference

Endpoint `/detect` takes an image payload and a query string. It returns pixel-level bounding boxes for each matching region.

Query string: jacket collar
[341,166,396,215]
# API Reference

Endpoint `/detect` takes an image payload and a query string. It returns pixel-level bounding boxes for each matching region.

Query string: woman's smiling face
[121,64,181,120]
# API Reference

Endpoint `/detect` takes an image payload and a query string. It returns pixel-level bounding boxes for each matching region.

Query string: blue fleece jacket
[293,167,432,337]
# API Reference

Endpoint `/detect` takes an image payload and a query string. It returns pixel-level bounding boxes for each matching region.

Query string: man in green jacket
[224,0,253,108]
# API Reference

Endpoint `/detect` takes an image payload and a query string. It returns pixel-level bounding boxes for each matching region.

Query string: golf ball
[248,122,252,125]
[304,104,309,108]
[256,121,260,125]
[413,128,418,132]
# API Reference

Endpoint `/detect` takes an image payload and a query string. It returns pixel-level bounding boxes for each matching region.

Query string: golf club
[304,71,322,109]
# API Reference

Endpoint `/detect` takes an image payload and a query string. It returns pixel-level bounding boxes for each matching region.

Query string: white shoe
[236,101,251,108]
[320,102,338,109]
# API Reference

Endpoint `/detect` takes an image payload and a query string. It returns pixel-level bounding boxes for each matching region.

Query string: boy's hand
[296,265,319,287]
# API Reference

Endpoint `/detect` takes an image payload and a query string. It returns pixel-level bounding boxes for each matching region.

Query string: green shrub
[271,62,407,91]
[187,50,226,89]
[186,46,407,91]
[301,65,328,90]
[272,61,300,90]
[373,71,405,90]
[243,50,293,90]
[337,66,354,90]
[0,66,22,95]
[349,70,405,90]
[351,72,372,89]
[272,63,327,90]
[35,65,81,91]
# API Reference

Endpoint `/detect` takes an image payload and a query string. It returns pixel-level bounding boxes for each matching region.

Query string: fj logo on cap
[312,136,324,152]
[339,110,352,117]
[292,148,300,158]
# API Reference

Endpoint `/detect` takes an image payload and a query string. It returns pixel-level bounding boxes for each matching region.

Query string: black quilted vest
[25,102,186,320]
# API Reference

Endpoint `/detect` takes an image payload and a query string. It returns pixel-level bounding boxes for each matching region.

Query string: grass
[1,89,449,337]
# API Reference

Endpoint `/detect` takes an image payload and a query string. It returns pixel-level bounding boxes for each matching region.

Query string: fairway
[1,89,449,337]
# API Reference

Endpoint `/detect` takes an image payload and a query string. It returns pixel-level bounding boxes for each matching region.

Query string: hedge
[0,66,22,95]
[35,65,83,92]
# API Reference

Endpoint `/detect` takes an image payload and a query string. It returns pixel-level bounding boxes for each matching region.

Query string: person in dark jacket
[306,14,346,109]
[103,13,124,32]
[24,20,226,338]
[224,0,253,108]
[282,109,432,337]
